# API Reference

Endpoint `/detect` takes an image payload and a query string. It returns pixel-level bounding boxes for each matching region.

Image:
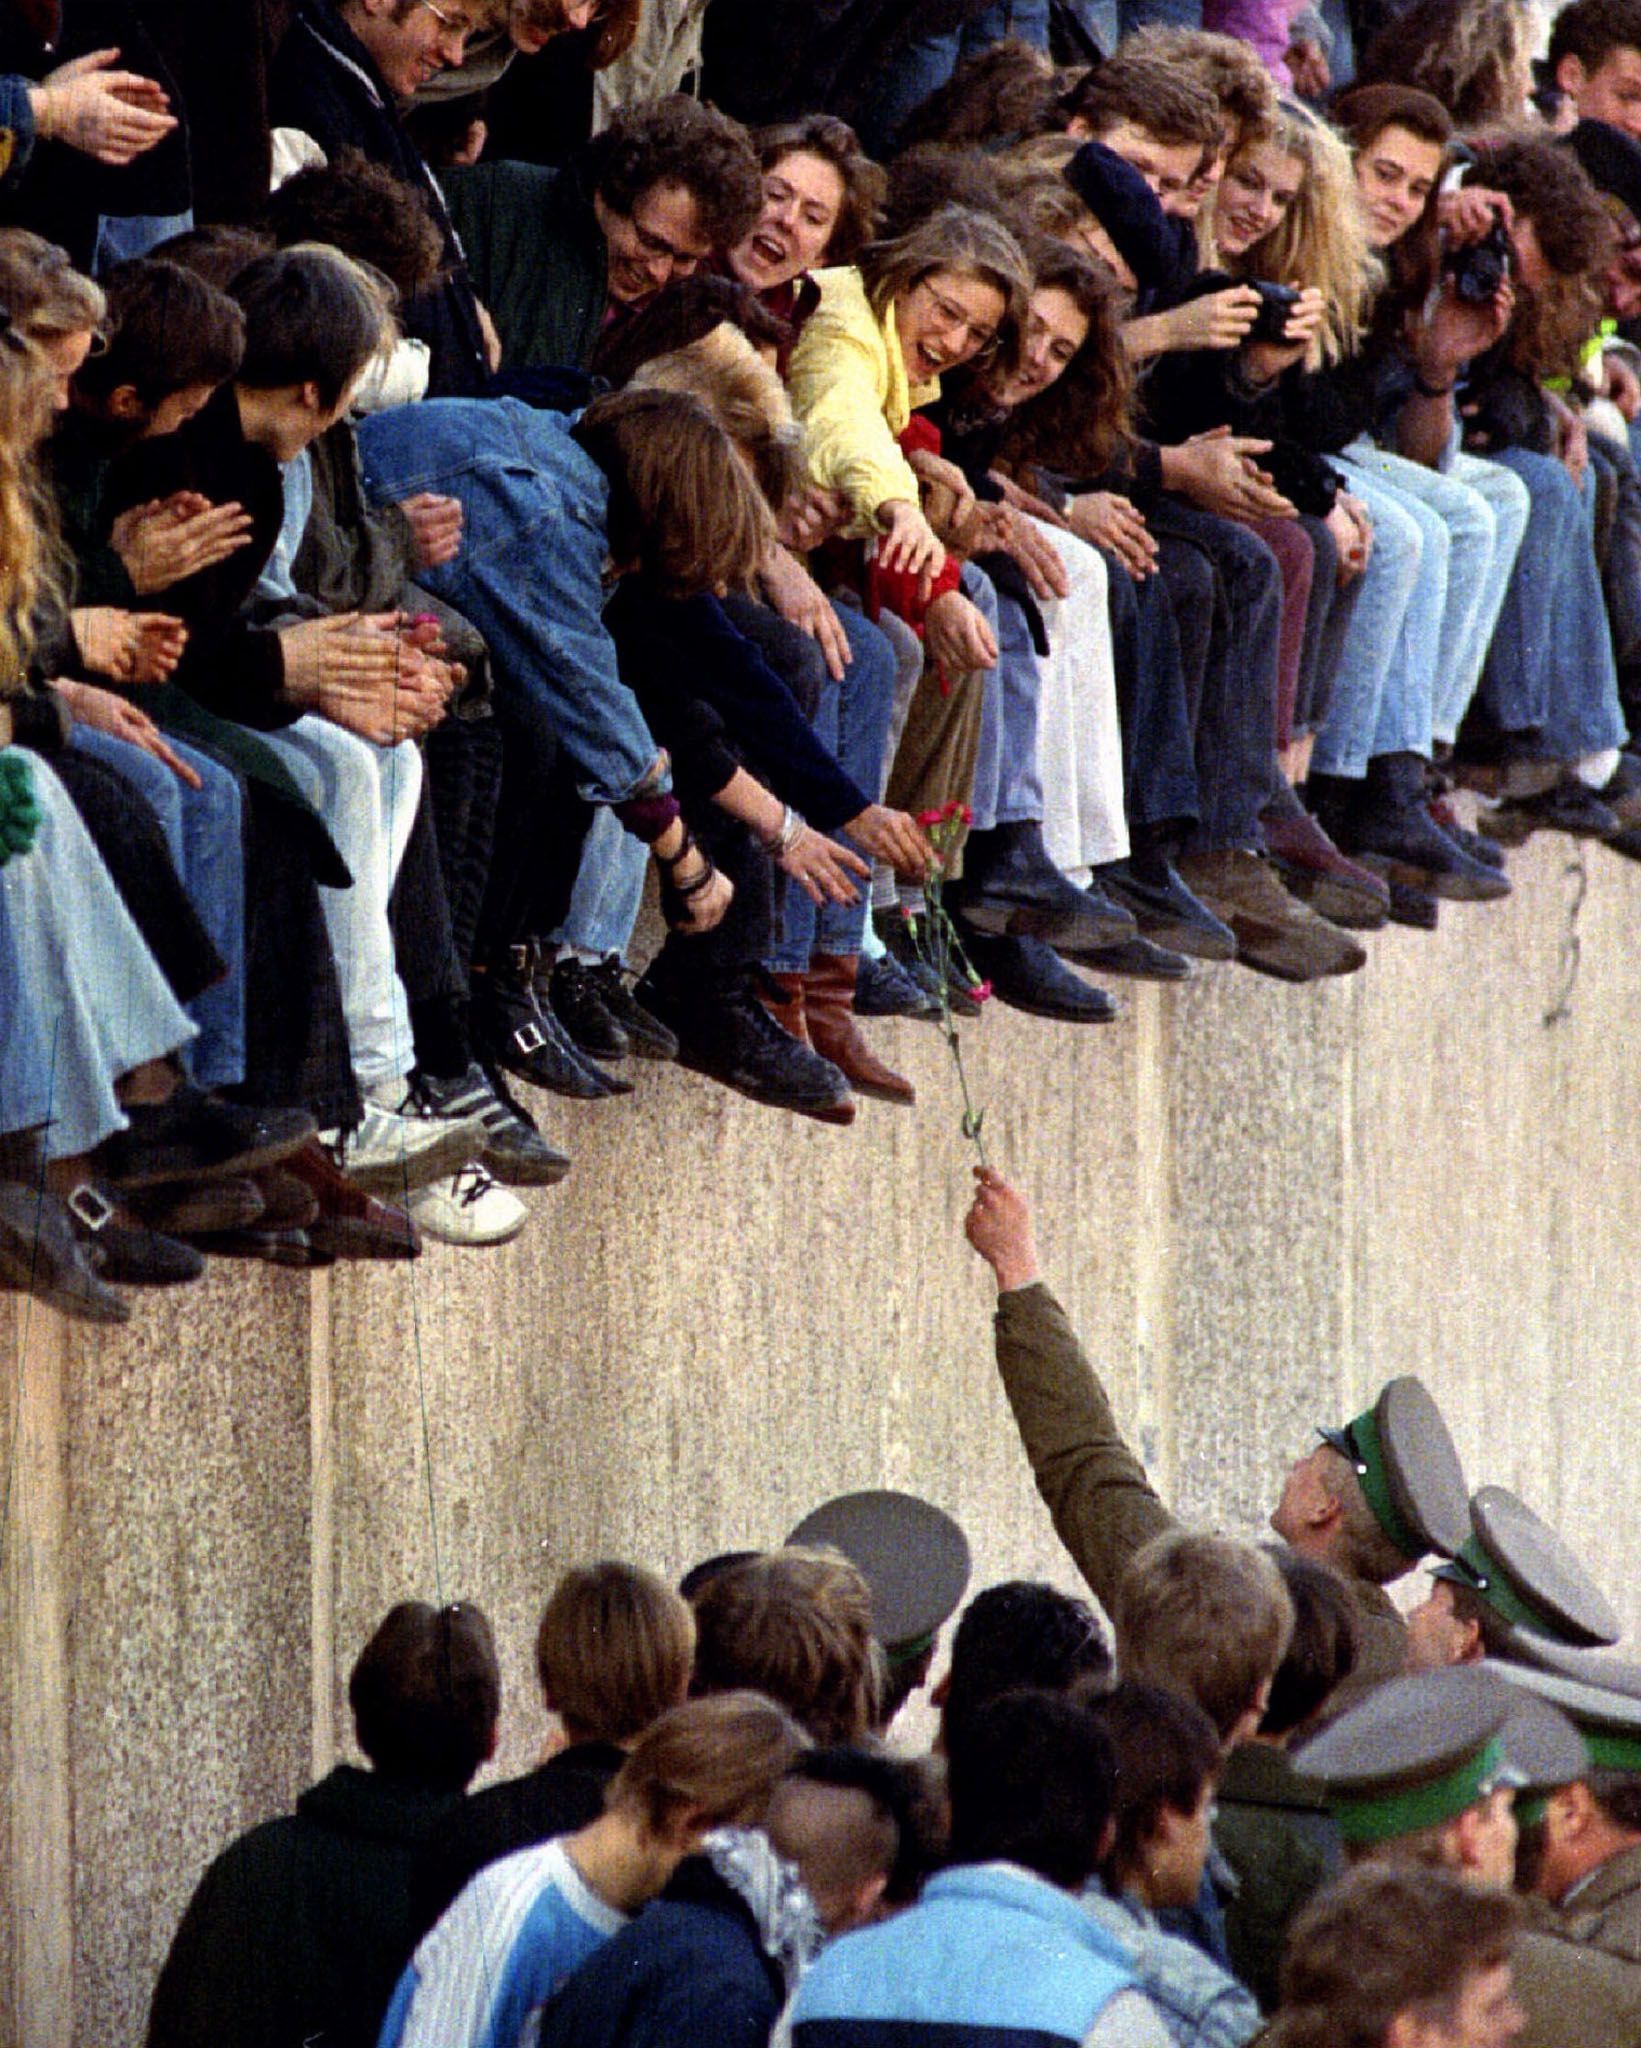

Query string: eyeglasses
[913,277,999,355]
[626,209,711,269]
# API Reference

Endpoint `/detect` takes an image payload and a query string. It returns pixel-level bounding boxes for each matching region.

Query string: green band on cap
[1330,1735,1512,1846]
[1584,1731,1641,1777]
[1516,1795,1550,1829]
[1347,1409,1423,1563]
[1443,1536,1551,1635]
[886,1631,936,1668]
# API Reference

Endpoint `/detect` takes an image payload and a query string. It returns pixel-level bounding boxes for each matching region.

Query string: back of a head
[1354,0,1530,128]
[896,38,1060,151]
[881,146,1012,241]
[605,1687,810,1834]
[627,324,802,509]
[690,1546,879,1745]
[1123,27,1279,145]
[589,274,792,389]
[1115,1531,1294,1742]
[152,224,278,292]
[1061,53,1223,150]
[535,1560,695,1745]
[349,1601,501,1791]
[1268,1864,1520,2048]
[0,228,105,342]
[75,260,245,410]
[765,1748,908,1930]
[231,244,390,410]
[263,148,444,302]
[1260,1550,1361,1739]
[947,1688,1115,1889]
[941,1580,1111,1753]
[1090,1680,1222,1881]
[572,383,774,598]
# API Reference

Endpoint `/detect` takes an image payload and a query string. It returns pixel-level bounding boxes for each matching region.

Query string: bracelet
[760,804,806,856]
[1413,370,1457,399]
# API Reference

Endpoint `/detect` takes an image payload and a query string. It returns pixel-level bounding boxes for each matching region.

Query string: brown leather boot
[758,969,810,1044]
[804,954,916,1105]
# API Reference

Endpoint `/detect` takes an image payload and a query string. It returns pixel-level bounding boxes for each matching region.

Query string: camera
[1247,280,1301,344]
[1446,217,1513,305]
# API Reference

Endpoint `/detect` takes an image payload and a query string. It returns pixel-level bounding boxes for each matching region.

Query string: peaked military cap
[1318,1376,1471,1563]
[786,1490,971,1663]
[1493,1684,1590,1825]
[1483,1648,1641,1780]
[1434,1486,1619,1648]
[1291,1667,1523,1845]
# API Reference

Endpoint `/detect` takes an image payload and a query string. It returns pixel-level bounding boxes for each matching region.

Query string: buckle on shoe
[511,1022,547,1056]
[67,1183,115,1233]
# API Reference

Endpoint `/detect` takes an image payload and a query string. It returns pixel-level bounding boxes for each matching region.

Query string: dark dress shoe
[1486,780,1621,845]
[1324,755,1511,901]
[94,1089,316,1190]
[875,908,980,1014]
[1261,797,1391,929]
[963,932,1118,1022]
[853,951,943,1020]
[0,1183,131,1323]
[1095,855,1238,961]
[283,1140,421,1259]
[474,958,631,1098]
[546,956,631,1060]
[1064,935,1193,982]
[953,821,1135,951]
[1428,795,1506,871]
[192,1226,335,1269]
[1384,878,1440,930]
[128,1175,267,1237]
[65,1185,204,1286]
[636,968,857,1122]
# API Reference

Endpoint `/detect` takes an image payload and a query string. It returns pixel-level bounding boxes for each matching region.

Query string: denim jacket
[0,75,36,191]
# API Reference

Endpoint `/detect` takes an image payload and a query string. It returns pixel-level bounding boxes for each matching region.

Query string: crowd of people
[134,1170,1641,2048]
[8,0,1641,1311]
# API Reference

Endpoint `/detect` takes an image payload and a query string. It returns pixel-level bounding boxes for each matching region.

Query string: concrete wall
[4,833,1640,2046]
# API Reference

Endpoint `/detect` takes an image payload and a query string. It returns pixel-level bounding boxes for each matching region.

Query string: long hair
[0,327,55,693]
[1354,0,1533,128]
[1472,132,1616,376]
[859,203,1031,371]
[1227,101,1382,366]
[0,229,106,342]
[1332,83,1452,316]
[993,240,1134,480]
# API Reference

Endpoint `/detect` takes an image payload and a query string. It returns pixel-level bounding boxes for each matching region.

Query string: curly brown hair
[263,148,444,299]
[1471,132,1615,374]
[896,37,1060,150]
[1060,51,1225,150]
[1121,25,1280,147]
[1354,0,1533,128]
[993,238,1133,480]
[587,94,764,252]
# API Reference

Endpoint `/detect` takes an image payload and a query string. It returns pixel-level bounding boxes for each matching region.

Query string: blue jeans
[1477,448,1627,761]
[552,803,648,961]
[70,727,246,1089]
[971,588,1046,834]
[853,0,1052,152]
[767,603,898,970]
[358,400,665,807]
[1,753,194,1156]
[1311,468,1432,777]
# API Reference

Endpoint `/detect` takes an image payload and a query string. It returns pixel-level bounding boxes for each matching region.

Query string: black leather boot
[1320,756,1508,902]
[473,946,630,1098]
[951,821,1135,951]
[636,966,856,1123]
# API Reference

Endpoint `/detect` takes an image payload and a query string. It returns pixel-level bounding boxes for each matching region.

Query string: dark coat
[269,0,490,397]
[1214,1742,1343,2013]
[440,156,608,373]
[411,1738,624,1938]
[146,1764,468,2048]
[534,1856,785,2048]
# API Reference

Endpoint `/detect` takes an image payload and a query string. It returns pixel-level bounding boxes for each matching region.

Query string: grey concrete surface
[2,833,1639,2045]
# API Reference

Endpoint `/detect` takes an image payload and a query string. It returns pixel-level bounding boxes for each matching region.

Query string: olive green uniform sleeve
[992,1281,1177,1612]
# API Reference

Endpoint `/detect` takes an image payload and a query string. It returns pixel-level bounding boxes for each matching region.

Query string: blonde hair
[0,332,54,694]
[1115,1530,1294,1740]
[0,229,106,343]
[606,1689,809,1834]
[535,1561,695,1743]
[1226,101,1383,366]
[629,323,804,510]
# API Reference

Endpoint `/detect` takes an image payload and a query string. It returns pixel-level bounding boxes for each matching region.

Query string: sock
[1575,748,1622,790]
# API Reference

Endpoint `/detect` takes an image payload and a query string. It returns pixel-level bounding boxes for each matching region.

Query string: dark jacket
[269,0,490,397]
[100,384,294,728]
[535,1856,786,2048]
[604,583,872,827]
[146,1764,468,2048]
[411,1738,624,1938]
[440,156,608,373]
[1214,1742,1342,2013]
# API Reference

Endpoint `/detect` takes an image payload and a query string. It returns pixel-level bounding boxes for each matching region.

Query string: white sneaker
[406,1163,529,1246]
[326,1094,488,1197]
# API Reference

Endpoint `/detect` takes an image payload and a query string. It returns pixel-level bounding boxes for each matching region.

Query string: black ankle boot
[1346,754,1510,901]
[951,821,1134,951]
[635,966,856,1122]
[473,945,630,1098]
